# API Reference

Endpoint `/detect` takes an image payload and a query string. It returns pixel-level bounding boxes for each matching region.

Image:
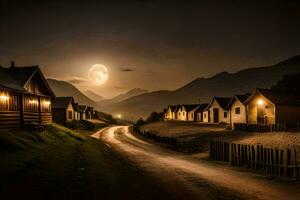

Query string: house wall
[203,111,209,122]
[177,106,187,121]
[0,90,20,128]
[246,94,275,124]
[65,103,74,122]
[52,108,66,124]
[208,100,230,124]
[276,105,300,128]
[166,108,173,119]
[230,100,247,128]
[187,111,195,121]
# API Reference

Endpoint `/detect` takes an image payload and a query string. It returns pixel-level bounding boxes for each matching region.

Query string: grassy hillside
[0,124,176,199]
[105,55,300,120]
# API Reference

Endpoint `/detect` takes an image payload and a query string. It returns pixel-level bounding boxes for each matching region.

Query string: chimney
[10,61,15,67]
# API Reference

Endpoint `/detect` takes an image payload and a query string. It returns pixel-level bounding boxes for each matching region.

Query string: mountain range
[47,55,300,121]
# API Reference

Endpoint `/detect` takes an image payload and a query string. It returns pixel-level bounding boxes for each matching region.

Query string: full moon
[88,64,109,85]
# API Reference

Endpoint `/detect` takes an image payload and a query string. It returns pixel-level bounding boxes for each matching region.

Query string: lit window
[235,107,240,114]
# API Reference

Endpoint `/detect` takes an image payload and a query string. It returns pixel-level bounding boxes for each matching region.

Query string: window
[224,112,228,118]
[204,113,207,118]
[68,111,73,119]
[235,107,240,114]
[191,113,194,118]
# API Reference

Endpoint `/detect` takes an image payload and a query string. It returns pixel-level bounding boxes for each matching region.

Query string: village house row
[163,90,300,129]
[0,62,94,128]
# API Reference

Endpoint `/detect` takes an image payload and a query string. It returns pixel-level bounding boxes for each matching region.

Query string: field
[0,123,176,199]
[140,121,300,153]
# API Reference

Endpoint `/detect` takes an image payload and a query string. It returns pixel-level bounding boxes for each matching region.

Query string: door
[208,110,211,122]
[257,107,264,124]
[213,108,219,123]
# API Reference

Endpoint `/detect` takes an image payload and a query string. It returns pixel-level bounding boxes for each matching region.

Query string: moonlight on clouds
[88,64,109,85]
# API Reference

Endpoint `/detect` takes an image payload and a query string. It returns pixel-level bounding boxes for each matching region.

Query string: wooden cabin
[244,89,300,128]
[164,105,177,120]
[0,62,55,128]
[86,106,93,120]
[193,104,209,122]
[77,105,87,120]
[51,97,75,124]
[176,104,199,121]
[205,97,231,124]
[228,94,250,128]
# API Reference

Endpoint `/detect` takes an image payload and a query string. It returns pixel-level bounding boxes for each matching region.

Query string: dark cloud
[67,77,88,84]
[120,68,135,72]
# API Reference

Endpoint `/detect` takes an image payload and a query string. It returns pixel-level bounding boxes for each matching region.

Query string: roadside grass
[0,122,176,199]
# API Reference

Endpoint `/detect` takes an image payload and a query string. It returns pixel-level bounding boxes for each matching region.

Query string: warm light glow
[257,99,264,106]
[43,101,51,106]
[118,114,122,119]
[88,64,109,85]
[0,95,9,101]
[29,99,38,104]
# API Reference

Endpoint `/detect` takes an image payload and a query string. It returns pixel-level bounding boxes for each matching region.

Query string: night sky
[1,0,300,98]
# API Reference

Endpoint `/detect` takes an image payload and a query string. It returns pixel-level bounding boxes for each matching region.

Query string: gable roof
[193,103,209,113]
[245,89,300,106]
[52,97,74,109]
[182,104,200,112]
[167,105,177,112]
[0,63,55,97]
[77,105,88,112]
[174,105,182,113]
[206,97,232,110]
[228,94,251,107]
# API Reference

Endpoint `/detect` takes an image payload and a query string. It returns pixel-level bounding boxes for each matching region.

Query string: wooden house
[164,105,177,120]
[205,97,231,124]
[176,104,199,121]
[77,105,87,120]
[244,89,300,128]
[51,97,75,124]
[86,106,93,120]
[0,62,55,128]
[228,94,250,128]
[193,103,209,122]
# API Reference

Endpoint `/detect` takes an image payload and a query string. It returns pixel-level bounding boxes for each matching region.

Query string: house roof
[77,105,88,112]
[193,103,209,113]
[228,94,251,107]
[0,63,55,97]
[52,97,74,109]
[182,104,200,112]
[167,105,177,112]
[174,105,182,113]
[246,89,300,106]
[206,97,232,110]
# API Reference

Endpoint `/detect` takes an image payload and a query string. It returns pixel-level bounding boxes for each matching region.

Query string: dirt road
[91,126,300,200]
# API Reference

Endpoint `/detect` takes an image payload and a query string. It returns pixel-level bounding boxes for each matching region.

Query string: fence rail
[210,140,300,180]
[234,123,286,132]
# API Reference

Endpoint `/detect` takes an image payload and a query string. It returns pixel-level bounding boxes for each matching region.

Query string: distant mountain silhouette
[84,90,105,102]
[102,55,300,120]
[47,79,99,108]
[98,88,148,107]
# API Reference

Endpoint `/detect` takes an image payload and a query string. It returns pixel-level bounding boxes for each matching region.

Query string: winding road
[91,126,300,200]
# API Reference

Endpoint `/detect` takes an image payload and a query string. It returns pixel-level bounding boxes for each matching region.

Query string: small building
[228,94,250,128]
[51,97,75,124]
[176,104,199,121]
[205,97,231,124]
[86,106,93,120]
[193,103,209,122]
[244,89,300,128]
[164,105,177,120]
[77,105,87,120]
[0,62,55,128]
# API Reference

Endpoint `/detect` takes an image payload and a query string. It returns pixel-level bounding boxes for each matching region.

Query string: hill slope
[104,55,300,120]
[84,90,105,102]
[47,79,98,108]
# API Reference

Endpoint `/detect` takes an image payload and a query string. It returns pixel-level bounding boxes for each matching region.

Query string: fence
[234,123,286,132]
[210,140,300,180]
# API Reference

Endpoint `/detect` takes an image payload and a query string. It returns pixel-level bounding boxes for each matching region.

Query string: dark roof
[182,104,200,112]
[193,103,209,113]
[0,63,55,97]
[206,97,232,110]
[77,105,87,112]
[252,89,300,106]
[167,105,177,112]
[174,105,182,113]
[228,94,251,107]
[52,97,74,109]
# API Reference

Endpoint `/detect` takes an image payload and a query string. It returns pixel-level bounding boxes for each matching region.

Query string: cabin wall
[208,100,230,124]
[0,90,20,128]
[276,105,300,127]
[52,108,66,124]
[187,111,195,121]
[203,111,209,122]
[246,94,275,124]
[166,108,173,120]
[230,100,247,128]
[177,107,187,121]
[66,103,74,122]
